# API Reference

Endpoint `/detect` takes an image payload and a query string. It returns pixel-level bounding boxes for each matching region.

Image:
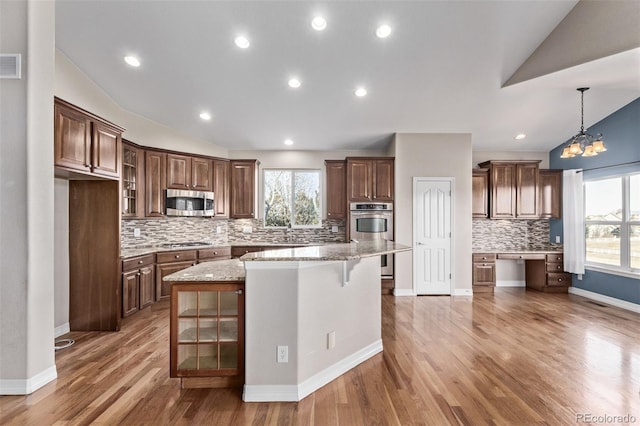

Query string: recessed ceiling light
[515,133,526,140]
[355,87,367,97]
[124,55,140,67]
[234,36,250,49]
[311,16,327,31]
[199,112,212,121]
[288,78,301,88]
[376,24,392,38]
[284,139,294,146]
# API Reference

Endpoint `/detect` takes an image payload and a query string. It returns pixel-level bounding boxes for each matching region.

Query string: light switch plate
[331,226,339,233]
[216,226,222,234]
[133,228,141,238]
[555,235,561,243]
[242,226,253,233]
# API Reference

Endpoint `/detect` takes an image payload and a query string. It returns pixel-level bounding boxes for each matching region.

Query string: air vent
[0,54,22,79]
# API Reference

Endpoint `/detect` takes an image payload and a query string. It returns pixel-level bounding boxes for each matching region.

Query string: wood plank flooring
[1,289,639,425]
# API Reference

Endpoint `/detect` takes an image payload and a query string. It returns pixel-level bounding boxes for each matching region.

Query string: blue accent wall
[549,97,640,305]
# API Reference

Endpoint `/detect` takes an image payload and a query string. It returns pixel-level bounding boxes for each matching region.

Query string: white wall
[1,0,56,394]
[392,133,473,293]
[54,178,69,331]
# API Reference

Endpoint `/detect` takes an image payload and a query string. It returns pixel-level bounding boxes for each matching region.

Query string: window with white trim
[263,169,321,228]
[584,172,640,273]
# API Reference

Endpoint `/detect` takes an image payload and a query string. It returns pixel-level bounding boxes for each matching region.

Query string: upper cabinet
[145,150,166,217]
[213,159,230,218]
[122,141,145,218]
[346,157,394,202]
[325,160,346,219]
[472,169,489,218]
[166,153,212,191]
[54,97,124,180]
[230,160,257,218]
[539,169,562,219]
[479,160,540,219]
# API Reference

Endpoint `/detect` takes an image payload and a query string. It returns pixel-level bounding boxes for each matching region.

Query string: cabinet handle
[138,260,143,264]
[175,255,180,259]
[519,255,523,259]
[236,289,243,295]
[328,213,332,216]
[136,272,141,276]
[482,256,487,260]
[558,278,563,282]
[245,250,249,253]
[192,263,196,266]
[213,251,218,255]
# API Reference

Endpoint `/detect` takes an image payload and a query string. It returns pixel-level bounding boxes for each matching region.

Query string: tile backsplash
[121,217,346,248]
[472,218,559,251]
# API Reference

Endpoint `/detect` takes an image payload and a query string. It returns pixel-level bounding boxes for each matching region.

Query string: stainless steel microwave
[165,189,214,217]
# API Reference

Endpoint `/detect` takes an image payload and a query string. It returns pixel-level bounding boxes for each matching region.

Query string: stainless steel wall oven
[349,202,393,278]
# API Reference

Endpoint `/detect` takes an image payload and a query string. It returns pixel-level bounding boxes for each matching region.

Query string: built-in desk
[472,249,570,294]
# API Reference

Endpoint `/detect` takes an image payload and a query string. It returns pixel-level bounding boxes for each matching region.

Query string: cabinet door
[167,153,191,190]
[516,163,539,218]
[54,103,92,173]
[145,151,166,217]
[472,263,496,286]
[139,266,156,309]
[539,170,562,219]
[213,160,230,218]
[191,157,212,191]
[372,159,394,201]
[230,160,256,218]
[122,143,145,218]
[156,261,196,301]
[472,169,489,218]
[325,160,346,219]
[91,122,121,179]
[347,159,372,201]
[490,163,516,219]
[122,271,139,317]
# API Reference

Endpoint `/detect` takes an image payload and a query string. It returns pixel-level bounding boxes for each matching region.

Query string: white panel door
[414,179,452,295]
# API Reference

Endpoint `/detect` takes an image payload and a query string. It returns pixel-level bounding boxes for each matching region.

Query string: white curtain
[563,170,585,274]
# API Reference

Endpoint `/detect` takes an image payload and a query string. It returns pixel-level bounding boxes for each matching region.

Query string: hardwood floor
[2,289,639,425]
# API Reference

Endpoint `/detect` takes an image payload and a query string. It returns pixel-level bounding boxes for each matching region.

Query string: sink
[157,242,210,248]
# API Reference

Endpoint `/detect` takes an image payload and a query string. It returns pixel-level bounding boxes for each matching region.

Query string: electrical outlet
[327,331,336,349]
[242,226,253,234]
[331,226,339,233]
[555,235,561,243]
[577,274,583,280]
[216,226,222,234]
[133,228,141,238]
[277,345,288,363]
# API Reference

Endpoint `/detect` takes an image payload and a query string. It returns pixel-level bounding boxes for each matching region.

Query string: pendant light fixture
[561,87,606,158]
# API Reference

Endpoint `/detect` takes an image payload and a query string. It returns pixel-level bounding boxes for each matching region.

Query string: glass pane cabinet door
[122,145,138,216]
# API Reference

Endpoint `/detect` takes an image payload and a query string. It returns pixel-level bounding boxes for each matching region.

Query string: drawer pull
[213,251,218,255]
[138,260,143,264]
[519,255,523,259]
[482,256,487,260]
[236,289,243,295]
[558,278,562,282]
[175,255,180,259]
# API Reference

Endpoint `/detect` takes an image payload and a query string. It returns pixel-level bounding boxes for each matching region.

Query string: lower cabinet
[525,253,572,292]
[122,254,156,317]
[156,249,198,301]
[472,253,496,293]
[170,281,245,386]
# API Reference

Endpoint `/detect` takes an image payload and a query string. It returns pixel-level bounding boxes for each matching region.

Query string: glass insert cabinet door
[170,283,244,378]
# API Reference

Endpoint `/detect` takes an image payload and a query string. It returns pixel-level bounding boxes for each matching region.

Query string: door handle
[416,242,424,245]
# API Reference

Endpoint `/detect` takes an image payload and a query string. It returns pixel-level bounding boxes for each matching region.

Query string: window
[263,169,321,228]
[584,173,640,273]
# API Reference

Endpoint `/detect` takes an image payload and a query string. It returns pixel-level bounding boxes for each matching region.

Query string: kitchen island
[164,241,411,401]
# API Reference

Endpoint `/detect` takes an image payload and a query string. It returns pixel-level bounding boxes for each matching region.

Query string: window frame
[584,172,640,277]
[262,168,322,229]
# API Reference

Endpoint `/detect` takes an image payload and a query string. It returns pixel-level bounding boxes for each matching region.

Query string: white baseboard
[393,289,415,297]
[568,287,640,314]
[453,289,473,296]
[0,365,57,395]
[496,280,525,287]
[243,339,383,402]
[54,322,70,338]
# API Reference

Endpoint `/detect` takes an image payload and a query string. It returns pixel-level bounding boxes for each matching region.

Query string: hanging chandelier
[560,87,607,158]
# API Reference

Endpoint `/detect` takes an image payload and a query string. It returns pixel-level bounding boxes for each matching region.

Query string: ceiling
[55,1,640,152]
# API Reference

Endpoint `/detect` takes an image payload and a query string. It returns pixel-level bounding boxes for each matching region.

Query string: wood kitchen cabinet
[346,157,394,202]
[198,247,231,262]
[167,153,212,191]
[525,253,571,293]
[479,160,540,219]
[539,169,562,219]
[213,160,230,218]
[472,169,489,218]
[145,150,166,217]
[170,281,245,386]
[325,160,346,219]
[122,254,156,317]
[54,97,124,180]
[156,250,198,301]
[472,253,496,293]
[230,160,257,218]
[122,141,145,218]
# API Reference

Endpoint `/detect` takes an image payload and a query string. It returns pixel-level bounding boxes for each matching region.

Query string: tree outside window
[264,170,321,228]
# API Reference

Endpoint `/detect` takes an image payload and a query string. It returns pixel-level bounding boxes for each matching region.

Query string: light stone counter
[163,259,245,282]
[240,241,411,262]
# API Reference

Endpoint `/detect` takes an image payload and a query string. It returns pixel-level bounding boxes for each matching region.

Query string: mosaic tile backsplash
[472,218,560,251]
[121,217,346,248]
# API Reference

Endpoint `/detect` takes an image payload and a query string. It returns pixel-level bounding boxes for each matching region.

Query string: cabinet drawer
[122,254,155,272]
[472,253,496,262]
[497,253,545,260]
[157,250,197,264]
[231,246,263,258]
[547,272,571,287]
[546,262,565,273]
[546,253,564,263]
[198,247,231,260]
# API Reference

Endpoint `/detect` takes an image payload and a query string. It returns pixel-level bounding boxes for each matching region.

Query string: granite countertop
[472,245,563,254]
[163,259,246,282]
[240,241,411,262]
